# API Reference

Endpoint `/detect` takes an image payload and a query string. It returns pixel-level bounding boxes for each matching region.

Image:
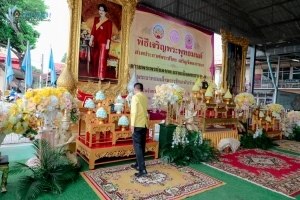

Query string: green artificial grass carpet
[1,144,300,200]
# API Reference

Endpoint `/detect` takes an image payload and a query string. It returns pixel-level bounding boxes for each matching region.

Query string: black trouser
[132,127,147,171]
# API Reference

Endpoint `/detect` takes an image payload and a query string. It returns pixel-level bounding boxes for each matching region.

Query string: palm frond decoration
[9,139,79,200]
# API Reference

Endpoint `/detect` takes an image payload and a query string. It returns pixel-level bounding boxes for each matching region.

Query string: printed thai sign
[129,8,214,102]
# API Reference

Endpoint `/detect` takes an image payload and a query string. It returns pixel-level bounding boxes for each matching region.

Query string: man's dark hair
[134,83,143,91]
[98,4,108,12]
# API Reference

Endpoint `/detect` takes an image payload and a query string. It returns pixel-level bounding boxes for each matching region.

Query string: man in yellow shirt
[130,83,148,177]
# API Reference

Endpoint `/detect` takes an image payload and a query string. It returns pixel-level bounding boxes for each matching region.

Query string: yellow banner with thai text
[129,9,214,104]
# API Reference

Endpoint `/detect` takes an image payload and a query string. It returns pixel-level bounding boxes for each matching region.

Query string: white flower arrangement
[171,126,189,148]
[84,98,95,109]
[194,130,203,146]
[281,111,300,137]
[96,107,107,118]
[95,91,105,101]
[253,128,263,138]
[125,92,134,107]
[152,83,185,109]
[118,115,129,126]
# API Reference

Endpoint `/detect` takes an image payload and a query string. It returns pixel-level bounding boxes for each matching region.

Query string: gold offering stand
[185,84,239,148]
[76,98,159,169]
[249,107,282,139]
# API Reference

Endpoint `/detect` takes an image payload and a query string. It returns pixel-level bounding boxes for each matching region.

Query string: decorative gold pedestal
[76,139,159,169]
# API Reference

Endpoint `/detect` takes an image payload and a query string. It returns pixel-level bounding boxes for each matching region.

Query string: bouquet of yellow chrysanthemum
[24,87,80,124]
[0,101,40,140]
[234,93,256,111]
[266,104,285,118]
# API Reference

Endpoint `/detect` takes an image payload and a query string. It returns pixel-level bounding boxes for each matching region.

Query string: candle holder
[205,96,212,103]
[87,109,92,114]
[224,98,231,105]
[121,125,128,131]
[94,100,104,107]
[98,117,105,124]
[192,91,198,98]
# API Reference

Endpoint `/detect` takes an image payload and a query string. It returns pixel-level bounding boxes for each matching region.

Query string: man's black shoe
[134,170,147,177]
[131,164,139,171]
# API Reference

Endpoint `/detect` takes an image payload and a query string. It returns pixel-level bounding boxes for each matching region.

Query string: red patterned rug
[81,160,225,199]
[206,149,300,197]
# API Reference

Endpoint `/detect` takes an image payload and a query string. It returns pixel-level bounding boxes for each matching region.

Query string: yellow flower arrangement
[234,92,256,111]
[266,104,285,117]
[0,87,80,139]
[0,101,38,138]
[22,87,80,122]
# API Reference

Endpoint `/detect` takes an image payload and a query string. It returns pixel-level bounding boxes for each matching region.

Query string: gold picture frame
[57,0,138,97]
[220,29,249,94]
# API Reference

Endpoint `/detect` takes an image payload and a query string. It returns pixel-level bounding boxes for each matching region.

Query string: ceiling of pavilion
[138,0,300,62]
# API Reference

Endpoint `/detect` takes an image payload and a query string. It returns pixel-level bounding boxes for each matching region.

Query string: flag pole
[40,54,44,88]
[24,41,29,92]
[46,45,50,87]
[3,38,9,92]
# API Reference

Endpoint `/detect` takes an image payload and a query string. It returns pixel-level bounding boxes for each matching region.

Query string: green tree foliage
[0,0,48,58]
[61,52,67,63]
[32,65,42,74]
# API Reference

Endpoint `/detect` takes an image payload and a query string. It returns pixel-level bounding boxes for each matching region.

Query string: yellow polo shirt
[130,92,148,128]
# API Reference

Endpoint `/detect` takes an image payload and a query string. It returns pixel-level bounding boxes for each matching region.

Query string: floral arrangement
[118,115,129,126]
[125,92,134,107]
[0,101,40,138]
[0,88,80,139]
[96,107,107,118]
[234,93,256,111]
[95,91,105,101]
[24,87,80,123]
[287,111,300,125]
[265,104,285,121]
[160,126,217,166]
[152,83,185,109]
[281,111,300,138]
[84,98,96,109]
[0,102,11,128]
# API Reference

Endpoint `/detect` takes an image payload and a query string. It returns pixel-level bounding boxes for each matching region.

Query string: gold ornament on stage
[223,89,233,105]
[98,118,105,124]
[56,61,75,92]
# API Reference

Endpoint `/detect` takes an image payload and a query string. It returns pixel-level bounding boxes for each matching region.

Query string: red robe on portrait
[91,17,112,79]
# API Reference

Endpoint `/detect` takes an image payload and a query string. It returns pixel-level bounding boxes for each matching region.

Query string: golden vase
[87,109,92,114]
[56,63,75,92]
[205,96,211,103]
[224,98,231,105]
[98,117,105,124]
[192,91,198,98]
[165,103,173,125]
[121,125,127,131]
